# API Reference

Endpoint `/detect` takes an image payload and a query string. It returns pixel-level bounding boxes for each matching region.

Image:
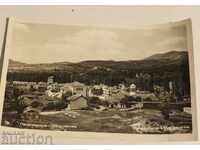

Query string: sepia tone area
[1,21,192,134]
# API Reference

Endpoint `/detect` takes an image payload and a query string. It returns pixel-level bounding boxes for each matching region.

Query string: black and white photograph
[0,19,195,135]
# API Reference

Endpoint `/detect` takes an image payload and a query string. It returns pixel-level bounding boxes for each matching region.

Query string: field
[4,108,191,134]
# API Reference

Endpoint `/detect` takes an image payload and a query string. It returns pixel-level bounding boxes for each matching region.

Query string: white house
[129,83,136,96]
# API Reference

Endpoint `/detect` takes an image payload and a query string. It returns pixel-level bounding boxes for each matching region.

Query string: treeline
[6,56,191,98]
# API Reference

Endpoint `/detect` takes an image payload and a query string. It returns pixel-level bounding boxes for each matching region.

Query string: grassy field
[2,108,191,134]
[28,109,192,134]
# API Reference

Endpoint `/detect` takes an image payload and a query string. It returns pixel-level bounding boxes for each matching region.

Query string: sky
[9,21,187,64]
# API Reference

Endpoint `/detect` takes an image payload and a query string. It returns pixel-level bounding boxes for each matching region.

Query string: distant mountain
[145,51,188,61]
[8,50,189,74]
[9,59,27,66]
[8,59,75,72]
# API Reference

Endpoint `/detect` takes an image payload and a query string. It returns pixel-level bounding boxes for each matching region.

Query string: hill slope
[8,51,188,73]
[145,51,188,61]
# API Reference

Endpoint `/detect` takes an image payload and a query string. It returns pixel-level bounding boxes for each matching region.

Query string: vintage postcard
[0,18,198,143]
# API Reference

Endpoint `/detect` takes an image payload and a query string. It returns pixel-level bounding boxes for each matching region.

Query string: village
[3,75,192,134]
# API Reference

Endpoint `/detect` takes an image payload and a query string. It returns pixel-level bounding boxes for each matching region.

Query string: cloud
[156,36,187,50]
[43,29,127,62]
[9,22,188,63]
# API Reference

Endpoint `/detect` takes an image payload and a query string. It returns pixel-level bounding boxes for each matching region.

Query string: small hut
[68,95,88,110]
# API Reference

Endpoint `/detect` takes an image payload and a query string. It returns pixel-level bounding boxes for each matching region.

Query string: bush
[31,101,44,108]
[160,103,171,119]
[42,100,67,111]
[62,91,73,100]
[88,97,102,105]
[144,97,152,102]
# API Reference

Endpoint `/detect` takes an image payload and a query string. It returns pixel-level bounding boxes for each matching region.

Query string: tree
[62,91,73,101]
[15,96,32,114]
[31,101,44,109]
[88,96,101,106]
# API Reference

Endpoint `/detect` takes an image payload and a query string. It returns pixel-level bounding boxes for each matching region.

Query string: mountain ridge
[144,51,187,61]
[9,50,188,66]
[8,50,188,73]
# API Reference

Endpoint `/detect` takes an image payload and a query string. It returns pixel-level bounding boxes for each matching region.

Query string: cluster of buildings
[4,76,192,127]
[45,76,138,99]
[9,75,187,112]
[10,76,140,110]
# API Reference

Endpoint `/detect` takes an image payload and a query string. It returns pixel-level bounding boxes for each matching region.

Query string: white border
[0,0,200,5]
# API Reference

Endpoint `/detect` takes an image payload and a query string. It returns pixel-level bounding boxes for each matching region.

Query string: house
[91,84,111,100]
[183,107,191,114]
[118,84,125,90]
[130,83,136,90]
[45,90,63,99]
[129,83,137,96]
[135,92,158,101]
[63,81,87,96]
[47,76,54,85]
[107,93,126,108]
[13,81,36,86]
[68,95,88,110]
[38,82,47,92]
[60,86,73,94]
